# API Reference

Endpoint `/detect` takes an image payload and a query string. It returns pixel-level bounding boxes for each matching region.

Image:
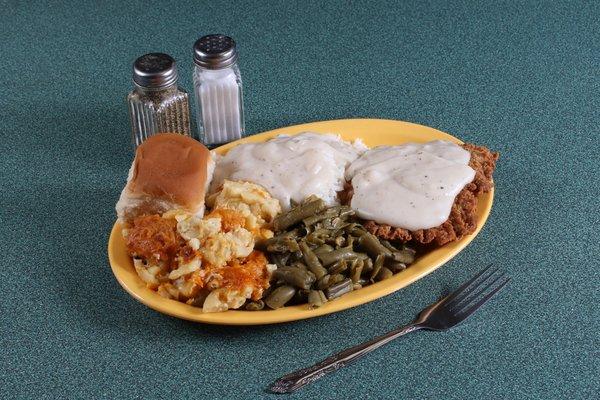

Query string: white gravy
[345,141,475,230]
[211,132,366,210]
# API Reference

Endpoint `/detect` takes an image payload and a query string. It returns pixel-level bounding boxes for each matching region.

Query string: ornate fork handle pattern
[269,323,423,393]
[269,265,510,394]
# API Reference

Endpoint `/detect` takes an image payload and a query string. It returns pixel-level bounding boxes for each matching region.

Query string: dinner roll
[116,133,214,224]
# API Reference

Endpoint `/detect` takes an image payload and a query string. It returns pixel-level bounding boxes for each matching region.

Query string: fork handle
[269,323,423,393]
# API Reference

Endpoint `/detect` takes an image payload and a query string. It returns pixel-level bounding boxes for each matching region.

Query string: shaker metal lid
[133,53,178,88]
[193,34,238,69]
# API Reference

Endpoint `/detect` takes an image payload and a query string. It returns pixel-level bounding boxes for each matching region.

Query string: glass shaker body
[127,84,191,147]
[193,62,245,145]
[127,53,191,148]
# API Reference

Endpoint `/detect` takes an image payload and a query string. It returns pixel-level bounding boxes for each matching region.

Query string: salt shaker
[127,53,191,147]
[193,35,245,145]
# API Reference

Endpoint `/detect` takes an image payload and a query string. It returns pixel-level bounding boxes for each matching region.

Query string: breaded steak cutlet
[351,143,498,246]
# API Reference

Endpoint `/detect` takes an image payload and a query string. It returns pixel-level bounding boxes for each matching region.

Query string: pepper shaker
[193,35,245,146]
[127,53,191,147]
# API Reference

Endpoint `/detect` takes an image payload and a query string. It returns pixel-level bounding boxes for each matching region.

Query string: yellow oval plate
[108,119,494,325]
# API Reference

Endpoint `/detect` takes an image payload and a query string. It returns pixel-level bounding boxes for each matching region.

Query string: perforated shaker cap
[193,34,238,69]
[132,53,178,88]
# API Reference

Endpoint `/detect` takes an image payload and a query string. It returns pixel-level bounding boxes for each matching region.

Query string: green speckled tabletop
[1,0,599,399]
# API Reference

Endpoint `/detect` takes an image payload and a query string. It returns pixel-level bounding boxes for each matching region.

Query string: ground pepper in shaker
[127,53,191,147]
[193,34,245,145]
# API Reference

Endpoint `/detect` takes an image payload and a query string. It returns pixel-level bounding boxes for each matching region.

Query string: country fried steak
[346,143,498,246]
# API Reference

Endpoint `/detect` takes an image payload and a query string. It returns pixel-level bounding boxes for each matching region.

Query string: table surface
[2,1,598,399]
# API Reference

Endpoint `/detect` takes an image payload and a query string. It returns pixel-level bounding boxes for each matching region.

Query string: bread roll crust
[116,133,213,224]
[129,134,210,207]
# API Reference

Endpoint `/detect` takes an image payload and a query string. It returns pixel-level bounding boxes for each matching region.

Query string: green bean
[306,236,326,248]
[273,198,327,231]
[316,273,343,290]
[260,285,274,300]
[303,208,339,226]
[345,235,358,248]
[303,205,354,227]
[291,261,308,271]
[272,266,316,290]
[308,290,328,308]
[266,242,289,253]
[300,241,328,279]
[375,267,393,282]
[306,229,331,245]
[326,278,353,300]
[261,200,418,309]
[335,222,350,230]
[327,259,348,275]
[268,253,289,269]
[350,259,364,283]
[318,247,369,266]
[245,300,265,311]
[343,222,364,234]
[380,240,400,253]
[266,236,300,253]
[392,249,416,264]
[260,235,295,252]
[261,229,299,246]
[403,245,417,255]
[284,237,300,252]
[305,237,324,246]
[357,232,392,258]
[328,273,346,287]
[370,254,385,282]
[362,257,373,275]
[313,244,334,256]
[347,224,367,236]
[316,274,330,290]
[325,231,342,245]
[322,217,347,230]
[333,235,345,248]
[337,206,355,219]
[265,286,296,309]
[335,205,353,215]
[387,261,407,273]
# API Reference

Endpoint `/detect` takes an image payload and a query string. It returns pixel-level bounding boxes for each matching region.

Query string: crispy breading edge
[353,143,499,246]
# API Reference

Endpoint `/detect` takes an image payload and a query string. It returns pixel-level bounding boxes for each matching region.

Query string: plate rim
[108,118,494,325]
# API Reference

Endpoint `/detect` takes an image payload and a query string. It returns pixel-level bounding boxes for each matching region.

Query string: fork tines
[442,264,510,316]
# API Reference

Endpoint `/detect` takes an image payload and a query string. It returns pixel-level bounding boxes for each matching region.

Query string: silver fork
[269,265,510,394]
